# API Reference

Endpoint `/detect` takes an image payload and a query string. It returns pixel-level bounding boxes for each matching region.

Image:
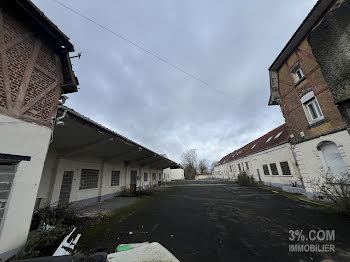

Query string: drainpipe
[97,160,105,202]
[290,142,305,189]
[124,161,128,190]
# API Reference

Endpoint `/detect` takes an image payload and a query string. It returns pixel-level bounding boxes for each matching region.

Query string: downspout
[97,160,105,202]
[290,141,305,189]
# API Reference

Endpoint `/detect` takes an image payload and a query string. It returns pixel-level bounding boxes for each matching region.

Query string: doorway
[58,171,74,206]
[130,170,137,192]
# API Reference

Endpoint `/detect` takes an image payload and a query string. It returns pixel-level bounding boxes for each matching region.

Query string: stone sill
[294,76,306,87]
[308,118,328,129]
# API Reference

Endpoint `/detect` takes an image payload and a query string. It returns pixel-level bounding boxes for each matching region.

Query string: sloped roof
[5,0,74,52]
[218,124,289,165]
[59,106,181,169]
[269,0,335,71]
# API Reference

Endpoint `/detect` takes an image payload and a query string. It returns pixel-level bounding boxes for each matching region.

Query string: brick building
[268,0,350,190]
[214,0,350,193]
[0,2,182,260]
[0,1,78,260]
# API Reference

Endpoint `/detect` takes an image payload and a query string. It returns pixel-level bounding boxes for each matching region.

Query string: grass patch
[77,195,154,253]
[257,184,335,210]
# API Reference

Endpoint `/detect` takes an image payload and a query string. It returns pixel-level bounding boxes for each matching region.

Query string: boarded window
[270,163,279,175]
[263,164,270,175]
[111,171,120,186]
[144,172,148,181]
[0,163,16,228]
[280,162,291,175]
[80,169,99,190]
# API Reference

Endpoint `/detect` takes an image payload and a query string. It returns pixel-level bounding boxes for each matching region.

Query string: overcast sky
[33,0,317,164]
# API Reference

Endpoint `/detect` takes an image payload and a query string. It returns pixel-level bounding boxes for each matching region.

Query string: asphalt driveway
[89,180,350,261]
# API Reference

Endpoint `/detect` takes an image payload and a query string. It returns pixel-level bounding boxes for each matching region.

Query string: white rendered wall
[0,115,51,257]
[39,152,166,207]
[294,130,350,192]
[214,143,301,186]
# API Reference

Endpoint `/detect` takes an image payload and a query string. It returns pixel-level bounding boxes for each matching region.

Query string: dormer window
[291,65,305,83]
[274,131,283,139]
[266,136,273,143]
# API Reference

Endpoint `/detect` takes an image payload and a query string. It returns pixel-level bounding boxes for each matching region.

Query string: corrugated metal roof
[218,124,289,165]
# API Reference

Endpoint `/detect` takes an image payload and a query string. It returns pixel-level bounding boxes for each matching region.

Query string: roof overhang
[51,107,181,169]
[268,0,336,105]
[13,0,74,52]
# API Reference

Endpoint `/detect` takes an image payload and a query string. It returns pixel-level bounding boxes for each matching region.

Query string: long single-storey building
[213,124,302,187]
[37,106,182,208]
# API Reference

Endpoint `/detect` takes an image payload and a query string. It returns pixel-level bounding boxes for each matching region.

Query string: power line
[51,0,283,126]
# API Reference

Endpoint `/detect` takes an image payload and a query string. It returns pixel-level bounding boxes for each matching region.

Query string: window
[144,172,148,181]
[238,163,241,171]
[270,163,279,175]
[159,173,162,180]
[111,171,120,186]
[318,141,347,177]
[245,162,249,170]
[280,162,291,176]
[230,165,232,172]
[263,164,270,176]
[242,163,244,171]
[0,162,17,228]
[266,136,273,143]
[80,169,99,190]
[300,92,324,124]
[152,173,156,181]
[275,131,283,139]
[291,65,304,83]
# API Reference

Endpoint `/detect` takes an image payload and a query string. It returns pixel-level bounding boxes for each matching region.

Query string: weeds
[237,171,255,186]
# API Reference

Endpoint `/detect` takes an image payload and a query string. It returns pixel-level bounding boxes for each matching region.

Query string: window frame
[269,163,279,176]
[291,65,305,83]
[79,169,99,190]
[300,92,324,124]
[263,164,270,176]
[280,162,292,176]
[111,170,120,186]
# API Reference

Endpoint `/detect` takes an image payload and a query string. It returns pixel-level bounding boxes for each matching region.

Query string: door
[58,171,73,206]
[130,170,137,191]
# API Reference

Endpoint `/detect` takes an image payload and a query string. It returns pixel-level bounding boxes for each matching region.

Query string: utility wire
[51,0,283,126]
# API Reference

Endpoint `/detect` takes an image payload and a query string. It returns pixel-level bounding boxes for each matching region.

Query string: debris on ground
[53,228,81,256]
[107,242,180,262]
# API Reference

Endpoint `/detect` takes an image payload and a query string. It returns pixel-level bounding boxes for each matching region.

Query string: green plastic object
[116,244,132,252]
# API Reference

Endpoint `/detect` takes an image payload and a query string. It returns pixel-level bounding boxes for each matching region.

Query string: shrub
[30,204,85,231]
[14,227,71,260]
[237,171,255,186]
[315,171,350,214]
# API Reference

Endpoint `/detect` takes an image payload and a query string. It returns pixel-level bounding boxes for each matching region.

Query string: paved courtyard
[84,180,350,261]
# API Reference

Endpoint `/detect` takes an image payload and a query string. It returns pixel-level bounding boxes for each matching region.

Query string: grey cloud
[34,0,317,163]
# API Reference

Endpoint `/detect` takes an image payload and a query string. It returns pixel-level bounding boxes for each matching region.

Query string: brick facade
[277,39,345,141]
[0,8,64,127]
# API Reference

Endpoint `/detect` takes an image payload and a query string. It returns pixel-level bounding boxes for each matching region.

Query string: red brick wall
[0,8,63,127]
[278,39,345,140]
